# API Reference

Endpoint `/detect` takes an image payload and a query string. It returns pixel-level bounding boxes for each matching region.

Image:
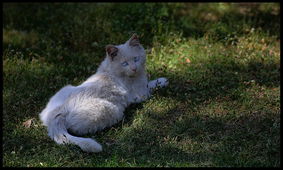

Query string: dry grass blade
[22,118,34,128]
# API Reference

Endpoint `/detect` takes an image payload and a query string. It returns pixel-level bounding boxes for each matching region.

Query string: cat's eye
[134,56,140,62]
[121,61,129,67]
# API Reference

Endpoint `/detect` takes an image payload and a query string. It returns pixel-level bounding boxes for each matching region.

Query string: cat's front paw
[156,77,169,88]
[147,78,169,93]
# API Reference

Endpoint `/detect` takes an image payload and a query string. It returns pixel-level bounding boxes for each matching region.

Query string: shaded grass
[3,2,280,167]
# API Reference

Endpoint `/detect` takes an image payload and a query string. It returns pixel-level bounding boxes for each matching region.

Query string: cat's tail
[43,107,103,153]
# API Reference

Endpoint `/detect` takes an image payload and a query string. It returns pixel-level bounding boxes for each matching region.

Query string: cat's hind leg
[40,85,78,126]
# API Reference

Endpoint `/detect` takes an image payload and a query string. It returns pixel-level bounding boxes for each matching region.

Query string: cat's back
[75,72,128,104]
[64,72,129,134]
[83,73,115,86]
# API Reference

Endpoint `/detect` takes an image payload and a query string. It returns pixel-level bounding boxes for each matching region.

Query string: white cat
[39,34,169,152]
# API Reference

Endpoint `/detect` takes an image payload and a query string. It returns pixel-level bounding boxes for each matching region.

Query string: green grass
[3,2,280,167]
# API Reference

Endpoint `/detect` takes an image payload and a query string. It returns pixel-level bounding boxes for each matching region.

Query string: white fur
[39,34,169,152]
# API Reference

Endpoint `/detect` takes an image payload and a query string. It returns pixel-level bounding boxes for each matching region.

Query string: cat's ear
[106,45,118,60]
[128,33,140,47]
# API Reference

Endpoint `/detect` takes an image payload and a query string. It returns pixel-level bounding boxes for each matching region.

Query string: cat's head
[105,34,146,77]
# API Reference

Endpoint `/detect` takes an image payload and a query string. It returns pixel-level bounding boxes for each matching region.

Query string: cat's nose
[132,68,137,72]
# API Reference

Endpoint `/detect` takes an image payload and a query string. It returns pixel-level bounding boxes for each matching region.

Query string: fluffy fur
[39,34,169,152]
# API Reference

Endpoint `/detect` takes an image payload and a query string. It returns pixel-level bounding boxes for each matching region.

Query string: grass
[2,2,280,167]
